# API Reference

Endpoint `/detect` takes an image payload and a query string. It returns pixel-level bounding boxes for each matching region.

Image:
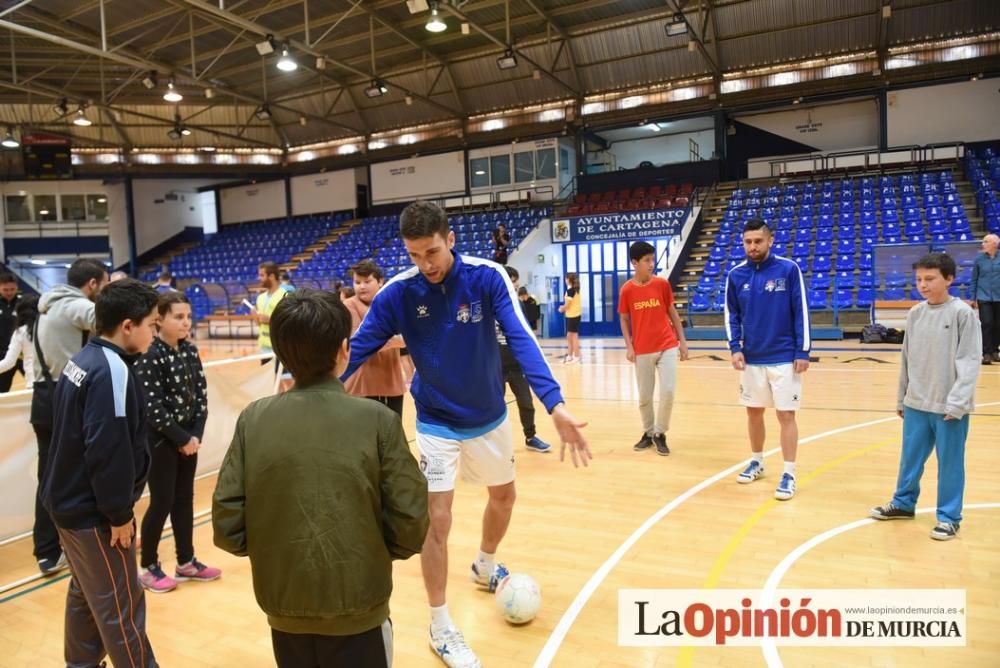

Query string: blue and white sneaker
[736,460,764,484]
[525,436,552,453]
[774,473,796,500]
[470,561,509,592]
[429,625,482,668]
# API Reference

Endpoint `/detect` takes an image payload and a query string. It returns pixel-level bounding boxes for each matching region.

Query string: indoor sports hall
[1,1,999,667]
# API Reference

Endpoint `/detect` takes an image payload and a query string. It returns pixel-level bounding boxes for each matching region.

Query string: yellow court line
[675,434,899,668]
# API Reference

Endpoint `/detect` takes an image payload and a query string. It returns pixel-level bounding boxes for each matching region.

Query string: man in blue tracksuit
[970,233,1000,364]
[724,219,811,501]
[41,279,161,668]
[344,201,590,668]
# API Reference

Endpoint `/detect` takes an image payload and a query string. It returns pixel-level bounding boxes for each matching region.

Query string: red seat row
[566,195,690,216]
[572,183,694,206]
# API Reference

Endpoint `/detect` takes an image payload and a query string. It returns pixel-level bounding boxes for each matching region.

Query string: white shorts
[739,363,803,411]
[416,418,515,492]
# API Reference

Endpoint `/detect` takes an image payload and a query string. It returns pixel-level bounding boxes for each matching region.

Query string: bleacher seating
[965,147,1000,235]
[694,170,975,311]
[567,182,694,216]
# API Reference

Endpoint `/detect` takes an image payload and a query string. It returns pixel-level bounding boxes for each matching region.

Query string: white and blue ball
[494,573,542,624]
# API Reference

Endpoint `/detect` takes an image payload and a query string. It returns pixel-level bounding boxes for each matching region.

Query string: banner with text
[551,208,687,243]
[619,589,966,647]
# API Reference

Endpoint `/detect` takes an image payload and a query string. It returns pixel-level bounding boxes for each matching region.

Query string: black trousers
[979,301,1000,355]
[59,524,158,668]
[272,621,391,668]
[32,423,61,562]
[0,358,23,392]
[504,364,536,440]
[366,395,403,418]
[140,442,198,568]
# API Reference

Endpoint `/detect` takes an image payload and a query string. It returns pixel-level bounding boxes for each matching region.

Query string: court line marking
[675,435,899,667]
[532,415,899,668]
[759,503,1000,668]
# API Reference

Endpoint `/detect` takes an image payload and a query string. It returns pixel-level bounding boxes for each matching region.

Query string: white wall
[608,129,716,169]
[219,180,287,224]
[291,169,357,215]
[132,178,218,256]
[371,151,465,204]
[888,79,1000,146]
[735,99,879,152]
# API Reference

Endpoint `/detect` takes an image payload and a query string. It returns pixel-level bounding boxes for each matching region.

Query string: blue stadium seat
[812,255,831,273]
[835,271,855,289]
[884,270,907,288]
[689,293,710,311]
[855,288,875,308]
[808,290,828,309]
[834,290,854,309]
[881,287,905,300]
[810,272,831,291]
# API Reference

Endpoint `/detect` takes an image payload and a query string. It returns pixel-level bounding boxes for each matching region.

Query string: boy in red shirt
[619,241,688,455]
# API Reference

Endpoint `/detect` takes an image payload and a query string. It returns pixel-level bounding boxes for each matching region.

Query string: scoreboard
[22,132,72,179]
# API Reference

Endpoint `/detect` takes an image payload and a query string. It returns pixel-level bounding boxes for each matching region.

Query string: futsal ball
[494,573,542,624]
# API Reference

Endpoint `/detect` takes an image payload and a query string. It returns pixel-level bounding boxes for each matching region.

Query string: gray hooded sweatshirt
[33,285,97,384]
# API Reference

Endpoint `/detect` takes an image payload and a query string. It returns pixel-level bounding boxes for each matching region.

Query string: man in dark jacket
[41,278,160,668]
[0,271,22,392]
[970,233,1000,364]
[214,290,428,668]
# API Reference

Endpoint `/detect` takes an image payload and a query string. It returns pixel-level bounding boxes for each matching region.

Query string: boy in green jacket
[213,289,429,667]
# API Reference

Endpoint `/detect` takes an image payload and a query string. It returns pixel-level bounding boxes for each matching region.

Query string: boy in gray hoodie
[30,258,108,573]
[870,253,981,541]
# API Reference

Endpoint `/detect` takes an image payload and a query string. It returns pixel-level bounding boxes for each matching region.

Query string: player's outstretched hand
[551,404,592,467]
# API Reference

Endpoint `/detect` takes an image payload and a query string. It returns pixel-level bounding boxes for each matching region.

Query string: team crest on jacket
[471,301,483,323]
[765,278,787,292]
[457,303,471,323]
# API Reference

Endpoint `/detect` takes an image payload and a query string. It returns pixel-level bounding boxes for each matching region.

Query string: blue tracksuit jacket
[343,252,563,437]
[724,253,812,365]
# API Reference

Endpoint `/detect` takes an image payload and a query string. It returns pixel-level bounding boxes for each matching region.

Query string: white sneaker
[470,561,509,592]
[430,625,482,668]
[736,460,764,484]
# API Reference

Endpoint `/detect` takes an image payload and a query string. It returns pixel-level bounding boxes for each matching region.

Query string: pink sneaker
[139,564,177,593]
[175,558,222,582]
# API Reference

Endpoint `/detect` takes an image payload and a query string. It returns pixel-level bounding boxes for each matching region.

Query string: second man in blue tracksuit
[344,201,590,668]
[725,219,812,501]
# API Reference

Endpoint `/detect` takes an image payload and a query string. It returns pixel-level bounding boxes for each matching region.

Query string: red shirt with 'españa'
[618,276,679,355]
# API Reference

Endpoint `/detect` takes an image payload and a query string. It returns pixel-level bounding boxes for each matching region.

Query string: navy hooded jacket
[42,338,151,529]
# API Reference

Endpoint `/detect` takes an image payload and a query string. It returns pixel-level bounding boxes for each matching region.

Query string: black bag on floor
[861,323,888,343]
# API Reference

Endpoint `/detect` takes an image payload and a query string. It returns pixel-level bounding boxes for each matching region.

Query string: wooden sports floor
[1,336,998,667]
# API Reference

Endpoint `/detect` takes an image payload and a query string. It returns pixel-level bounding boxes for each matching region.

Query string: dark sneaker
[930,522,959,541]
[38,552,68,576]
[525,436,551,453]
[633,434,653,451]
[869,502,915,520]
[653,433,670,456]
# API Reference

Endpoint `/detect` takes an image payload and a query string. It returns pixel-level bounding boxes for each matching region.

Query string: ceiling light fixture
[426,3,447,33]
[276,45,298,72]
[53,98,69,116]
[666,13,687,37]
[73,107,93,127]
[205,87,215,99]
[2,127,19,148]
[255,105,272,121]
[496,49,518,70]
[365,80,388,98]
[142,71,158,89]
[163,79,183,102]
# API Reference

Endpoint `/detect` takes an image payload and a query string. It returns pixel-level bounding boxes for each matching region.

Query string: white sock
[783,461,796,477]
[430,604,453,633]
[476,550,495,574]
[752,452,764,465]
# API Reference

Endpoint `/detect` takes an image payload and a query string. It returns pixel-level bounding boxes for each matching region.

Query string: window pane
[5,195,30,222]
[470,157,489,188]
[514,151,534,183]
[536,148,556,180]
[578,244,589,273]
[35,194,57,221]
[86,194,109,221]
[560,147,571,175]
[604,242,615,272]
[617,241,628,271]
[580,273,590,322]
[604,274,615,322]
[566,245,576,273]
[61,194,86,221]
[591,243,602,271]
[592,274,603,322]
[490,155,511,185]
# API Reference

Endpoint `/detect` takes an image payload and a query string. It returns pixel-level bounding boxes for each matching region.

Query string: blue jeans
[891,407,969,525]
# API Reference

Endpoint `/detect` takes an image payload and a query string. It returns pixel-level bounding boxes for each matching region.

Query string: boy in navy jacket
[343,200,590,668]
[42,278,161,668]
[725,219,811,501]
